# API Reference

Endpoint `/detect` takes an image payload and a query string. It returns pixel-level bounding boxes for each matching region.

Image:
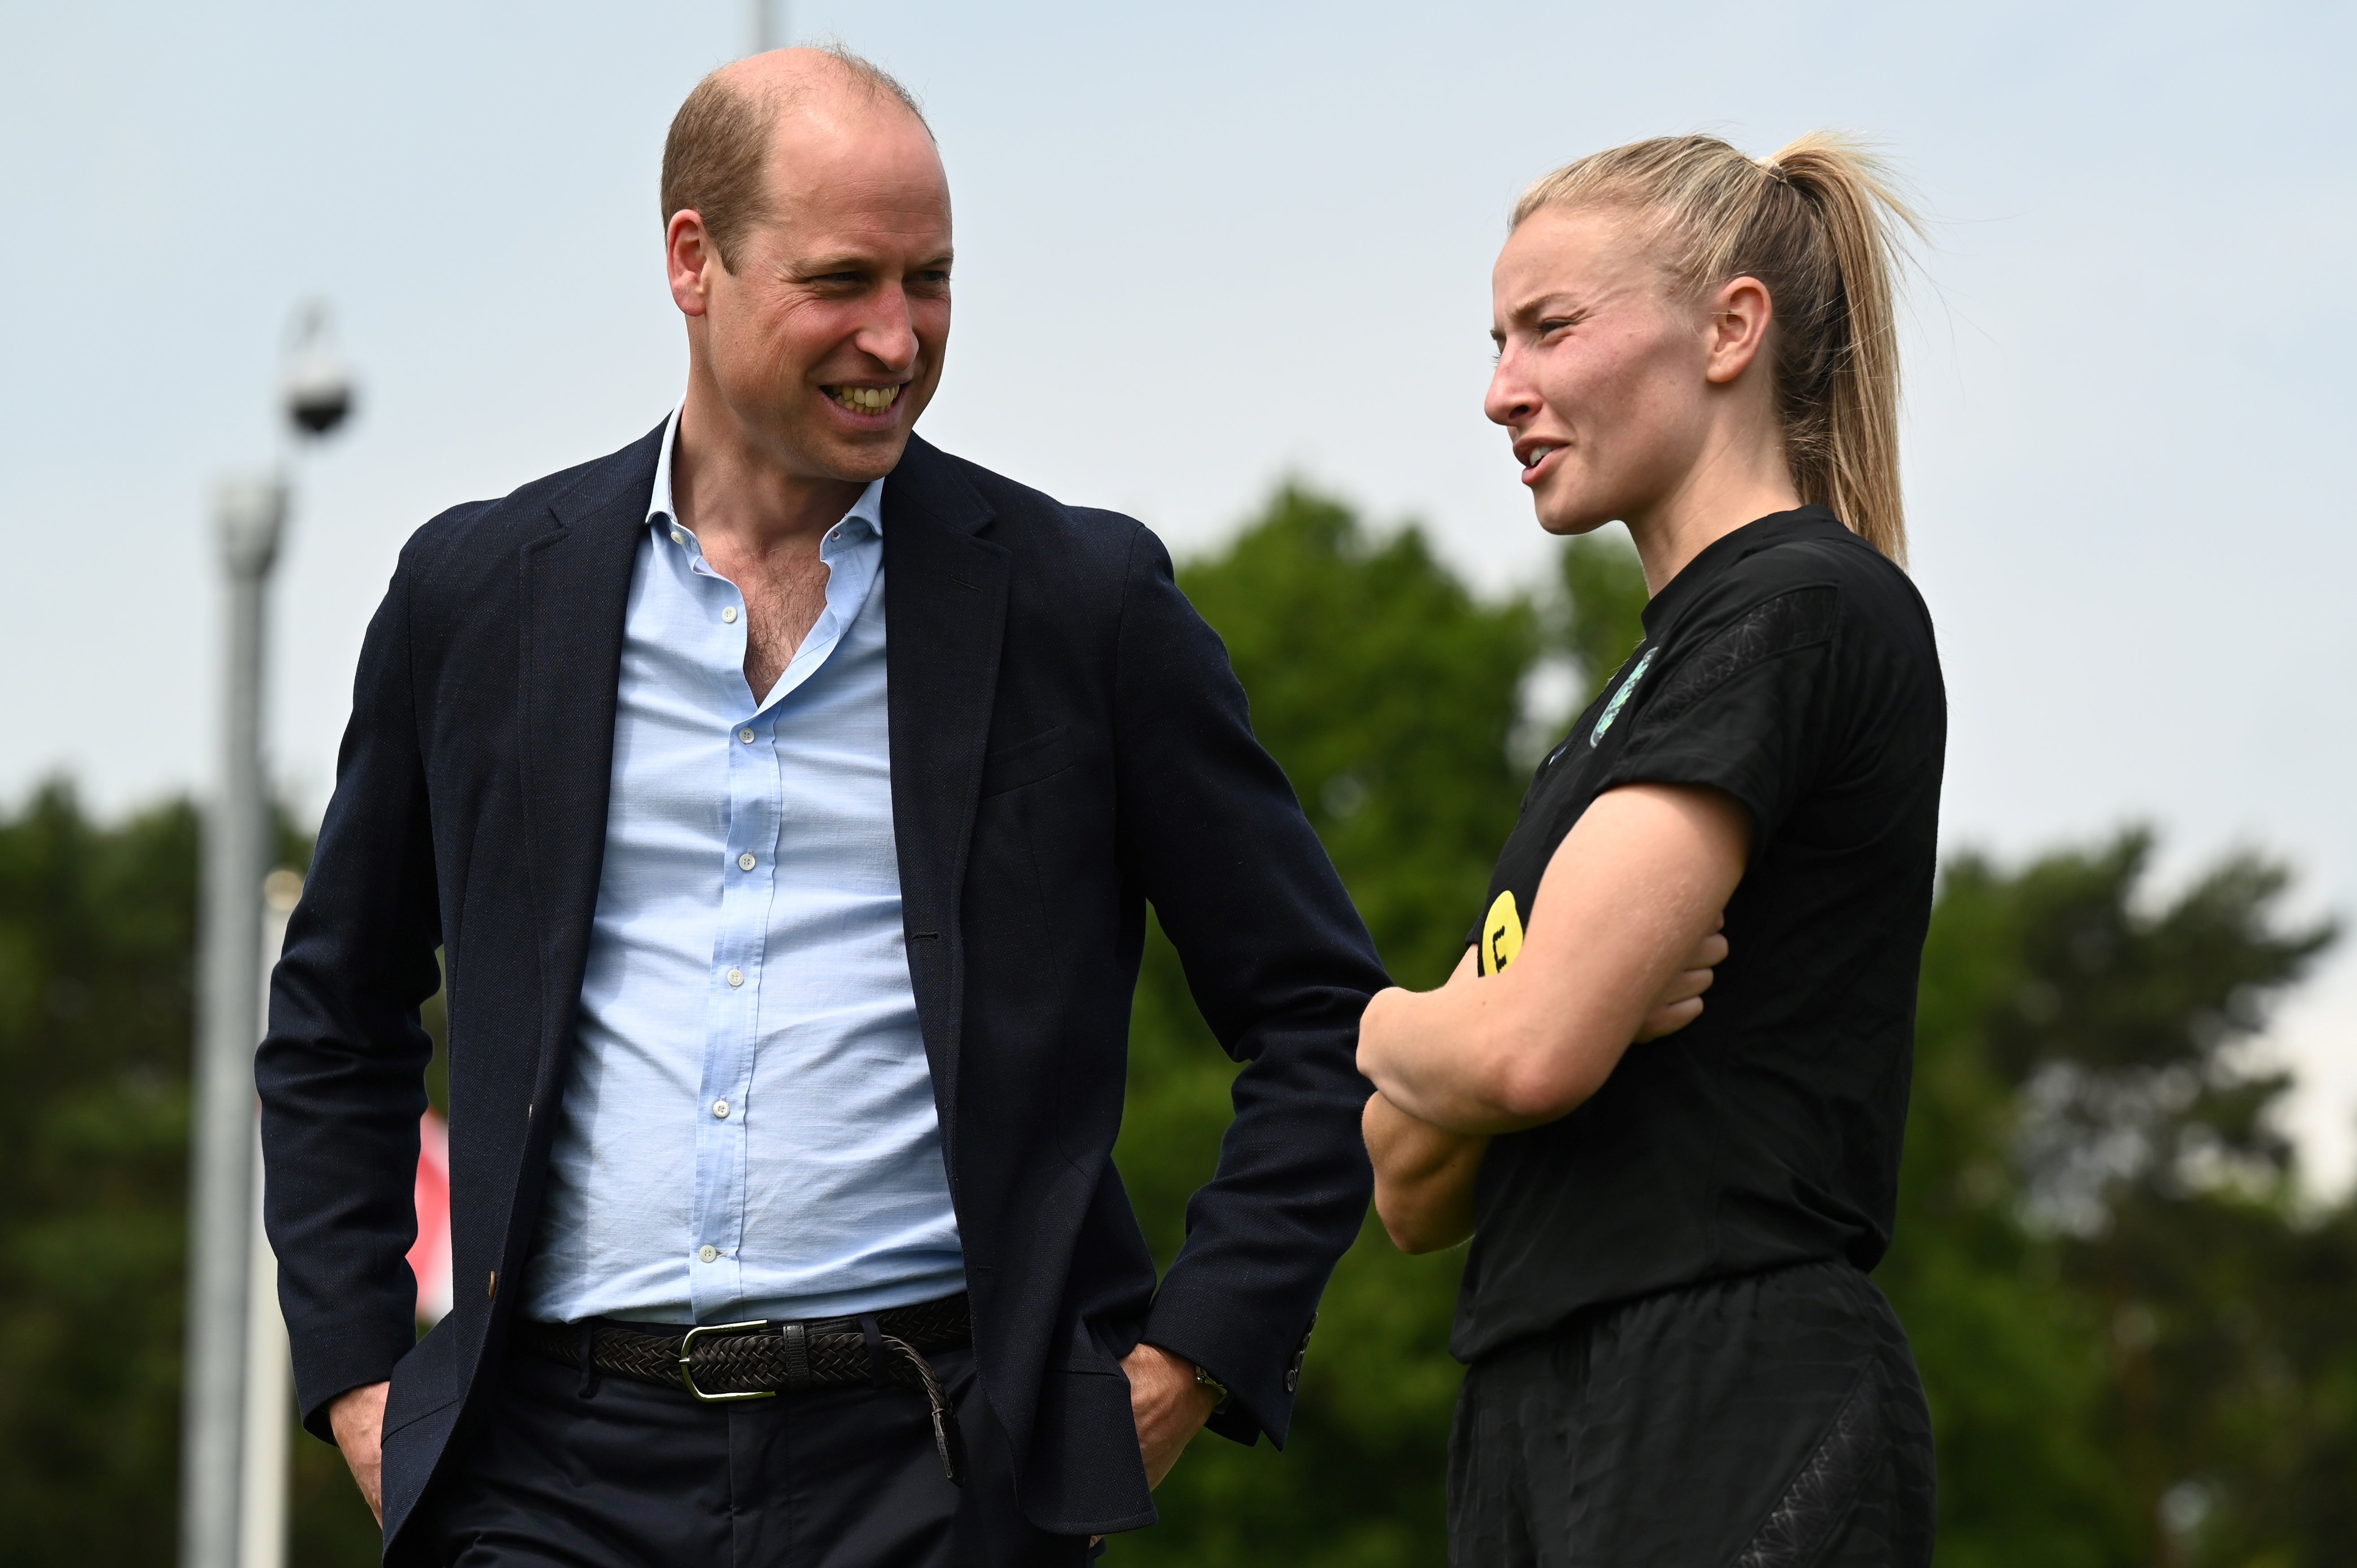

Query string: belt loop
[779,1320,811,1391]
[576,1320,601,1400]
[859,1314,889,1390]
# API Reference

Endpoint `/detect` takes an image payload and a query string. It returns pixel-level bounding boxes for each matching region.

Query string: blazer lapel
[517,425,664,1089]
[882,436,1007,1173]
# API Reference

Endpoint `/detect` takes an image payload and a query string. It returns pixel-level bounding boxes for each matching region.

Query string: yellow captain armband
[1479,891,1525,977]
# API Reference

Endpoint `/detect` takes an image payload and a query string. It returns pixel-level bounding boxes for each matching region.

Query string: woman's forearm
[1364,1090,1489,1254]
[1359,786,1753,1135]
[1360,980,1610,1134]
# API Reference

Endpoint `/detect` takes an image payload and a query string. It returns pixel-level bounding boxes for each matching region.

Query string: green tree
[0,783,200,1564]
[1117,485,2356,1568]
[1880,835,2345,1568]
[0,782,377,1568]
[4,481,2353,1568]
[1114,485,1551,1566]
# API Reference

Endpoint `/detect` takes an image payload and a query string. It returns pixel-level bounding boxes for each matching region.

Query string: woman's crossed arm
[1359,783,1749,1253]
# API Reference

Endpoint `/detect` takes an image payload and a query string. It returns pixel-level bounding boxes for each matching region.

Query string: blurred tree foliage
[0,484,2348,1566]
[1110,486,2353,1567]
[0,783,378,1566]
[1884,839,2351,1568]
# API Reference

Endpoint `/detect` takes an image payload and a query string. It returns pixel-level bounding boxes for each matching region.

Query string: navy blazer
[256,426,1387,1552]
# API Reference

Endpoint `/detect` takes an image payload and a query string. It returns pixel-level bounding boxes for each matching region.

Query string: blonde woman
[1359,136,1943,1567]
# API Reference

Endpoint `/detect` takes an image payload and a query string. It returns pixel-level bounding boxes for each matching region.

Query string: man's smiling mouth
[828,385,903,415]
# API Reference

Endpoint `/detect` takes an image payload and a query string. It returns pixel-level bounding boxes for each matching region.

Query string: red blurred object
[410,1110,453,1324]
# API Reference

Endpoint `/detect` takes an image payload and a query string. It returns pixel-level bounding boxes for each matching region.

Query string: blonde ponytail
[1513,133,1921,563]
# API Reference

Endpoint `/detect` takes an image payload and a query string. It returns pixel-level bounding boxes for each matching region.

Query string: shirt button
[722,606,739,624]
[698,1245,718,1264]
[738,851,756,871]
[712,1099,730,1119]
[738,727,756,744]
[670,528,686,545]
[725,967,744,988]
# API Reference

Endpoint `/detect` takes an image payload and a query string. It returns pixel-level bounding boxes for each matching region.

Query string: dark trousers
[410,1340,1091,1568]
[1450,1260,1936,1568]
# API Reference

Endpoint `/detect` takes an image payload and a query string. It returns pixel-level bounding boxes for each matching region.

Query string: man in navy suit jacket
[257,43,1386,1567]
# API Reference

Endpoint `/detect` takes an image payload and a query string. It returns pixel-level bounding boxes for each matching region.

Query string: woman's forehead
[1494,207,1661,307]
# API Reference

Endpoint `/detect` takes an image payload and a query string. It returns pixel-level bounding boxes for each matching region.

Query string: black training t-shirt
[1450,506,1946,1364]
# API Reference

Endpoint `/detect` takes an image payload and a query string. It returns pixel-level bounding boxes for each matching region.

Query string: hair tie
[1761,161,1792,187]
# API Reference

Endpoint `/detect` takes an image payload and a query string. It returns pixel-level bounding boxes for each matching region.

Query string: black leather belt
[517,1292,970,1483]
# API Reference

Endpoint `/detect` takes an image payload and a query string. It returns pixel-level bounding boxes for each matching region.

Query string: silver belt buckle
[678,1320,777,1403]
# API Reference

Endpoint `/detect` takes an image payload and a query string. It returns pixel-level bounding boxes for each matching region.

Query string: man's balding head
[662,44,932,271]
[660,43,951,489]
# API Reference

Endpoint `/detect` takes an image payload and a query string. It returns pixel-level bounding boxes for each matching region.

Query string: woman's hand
[1366,1088,1489,1253]
[1365,919,1729,1251]
[1358,783,1749,1136]
[1635,915,1728,1041]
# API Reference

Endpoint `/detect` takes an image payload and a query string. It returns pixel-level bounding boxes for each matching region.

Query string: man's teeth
[830,386,902,414]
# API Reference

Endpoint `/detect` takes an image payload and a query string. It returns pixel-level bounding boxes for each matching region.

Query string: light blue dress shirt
[523,408,964,1327]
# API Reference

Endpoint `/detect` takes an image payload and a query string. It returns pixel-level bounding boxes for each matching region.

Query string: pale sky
[4,0,2352,1185]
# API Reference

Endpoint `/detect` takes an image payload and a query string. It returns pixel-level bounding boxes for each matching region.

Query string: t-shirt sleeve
[1596,584,1840,851]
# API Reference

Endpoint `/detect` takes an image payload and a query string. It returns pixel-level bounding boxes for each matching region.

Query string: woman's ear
[1702,275,1774,386]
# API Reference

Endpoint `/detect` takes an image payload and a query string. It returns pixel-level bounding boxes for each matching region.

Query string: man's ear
[1703,275,1774,387]
[667,210,717,319]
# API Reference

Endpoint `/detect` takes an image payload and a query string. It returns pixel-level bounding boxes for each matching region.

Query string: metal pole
[182,476,286,1568]
[748,0,784,53]
[238,871,302,1568]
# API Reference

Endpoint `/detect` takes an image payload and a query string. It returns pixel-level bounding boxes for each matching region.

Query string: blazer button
[1285,1314,1317,1394]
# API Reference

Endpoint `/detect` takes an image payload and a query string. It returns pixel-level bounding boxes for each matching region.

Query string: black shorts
[1449,1260,1934,1568]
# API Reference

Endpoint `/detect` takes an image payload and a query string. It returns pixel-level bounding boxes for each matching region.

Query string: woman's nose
[1485,354,1537,428]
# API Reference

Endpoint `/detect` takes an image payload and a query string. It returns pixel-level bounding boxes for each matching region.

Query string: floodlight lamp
[283,300,356,440]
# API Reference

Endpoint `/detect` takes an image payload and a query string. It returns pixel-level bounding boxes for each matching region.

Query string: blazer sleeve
[256,556,444,1441]
[1111,526,1387,1448]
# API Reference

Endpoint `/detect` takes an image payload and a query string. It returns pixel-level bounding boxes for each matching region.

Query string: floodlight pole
[749,0,785,53]
[181,473,284,1568]
[238,872,303,1568]
[182,303,352,1568]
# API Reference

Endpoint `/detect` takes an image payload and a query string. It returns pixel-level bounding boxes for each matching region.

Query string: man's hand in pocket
[328,1381,391,1525]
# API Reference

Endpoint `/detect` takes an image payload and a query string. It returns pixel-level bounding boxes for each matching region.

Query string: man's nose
[854,287,920,371]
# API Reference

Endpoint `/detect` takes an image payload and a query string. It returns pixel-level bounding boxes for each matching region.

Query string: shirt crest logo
[1589,645,1658,748]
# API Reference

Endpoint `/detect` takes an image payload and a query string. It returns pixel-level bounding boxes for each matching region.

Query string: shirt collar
[645,403,887,542]
[1637,504,1846,638]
